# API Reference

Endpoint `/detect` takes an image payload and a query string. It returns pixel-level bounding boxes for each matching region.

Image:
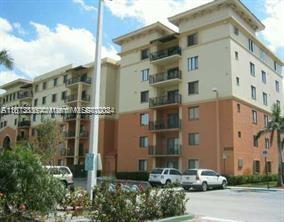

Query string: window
[42,96,46,105]
[252,110,257,124]
[235,51,239,60]
[188,106,199,120]
[188,56,198,71]
[234,26,239,35]
[260,49,266,61]
[33,114,36,122]
[274,61,277,71]
[53,78,58,86]
[275,80,280,92]
[251,86,256,100]
[141,48,149,60]
[188,81,199,95]
[263,92,268,106]
[236,77,240,86]
[237,103,241,112]
[4,121,7,127]
[264,115,269,127]
[0,122,3,128]
[265,138,270,149]
[35,85,38,92]
[253,160,260,174]
[253,135,258,147]
[139,136,148,148]
[63,74,68,83]
[267,161,272,173]
[141,69,149,81]
[42,82,47,90]
[61,91,67,100]
[32,128,36,136]
[250,62,255,76]
[187,33,198,46]
[14,119,17,126]
[249,39,254,52]
[238,159,244,169]
[261,71,266,84]
[140,91,149,103]
[140,113,149,126]
[238,131,241,138]
[188,159,199,169]
[13,93,16,100]
[34,98,38,107]
[138,160,147,171]
[188,133,200,145]
[52,94,57,103]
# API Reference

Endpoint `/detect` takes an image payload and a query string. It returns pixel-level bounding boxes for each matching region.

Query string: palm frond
[0,49,14,69]
[255,128,270,140]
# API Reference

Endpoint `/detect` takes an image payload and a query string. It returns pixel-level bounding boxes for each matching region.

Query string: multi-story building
[0,0,283,176]
[114,0,283,175]
[0,58,119,175]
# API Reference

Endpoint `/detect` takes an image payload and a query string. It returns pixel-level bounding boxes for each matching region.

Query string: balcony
[18,91,33,100]
[65,94,91,104]
[149,119,181,132]
[63,114,90,121]
[149,69,182,87]
[18,120,31,128]
[64,131,89,139]
[64,131,76,138]
[150,46,181,65]
[65,77,91,87]
[148,145,181,156]
[17,135,28,141]
[149,94,181,108]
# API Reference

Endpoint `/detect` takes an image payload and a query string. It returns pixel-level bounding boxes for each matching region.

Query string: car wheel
[221,180,227,189]
[201,182,207,192]
[183,186,190,191]
[166,180,171,186]
[62,180,68,188]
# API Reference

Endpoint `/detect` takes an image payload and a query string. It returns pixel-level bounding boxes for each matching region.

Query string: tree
[256,104,284,187]
[29,119,65,165]
[0,49,13,69]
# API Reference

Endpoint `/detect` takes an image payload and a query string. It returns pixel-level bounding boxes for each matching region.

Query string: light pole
[87,0,104,200]
[212,88,221,173]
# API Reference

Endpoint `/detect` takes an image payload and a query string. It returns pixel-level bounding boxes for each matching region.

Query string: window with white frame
[140,113,149,126]
[265,138,270,149]
[188,56,198,71]
[261,71,266,84]
[250,62,255,76]
[188,159,199,169]
[188,133,200,145]
[188,106,199,120]
[263,92,268,106]
[251,86,256,100]
[264,114,269,127]
[139,136,148,148]
[249,39,254,52]
[275,80,280,93]
[138,160,147,171]
[188,81,199,95]
[141,68,149,81]
[252,110,257,124]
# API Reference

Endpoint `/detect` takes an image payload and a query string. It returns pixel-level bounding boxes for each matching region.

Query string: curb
[227,186,284,191]
[157,213,195,222]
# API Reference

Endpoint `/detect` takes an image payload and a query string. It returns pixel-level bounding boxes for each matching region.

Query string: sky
[0,0,283,87]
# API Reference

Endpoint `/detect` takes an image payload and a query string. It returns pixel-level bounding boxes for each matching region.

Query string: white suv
[45,166,74,188]
[148,168,182,186]
[182,169,227,191]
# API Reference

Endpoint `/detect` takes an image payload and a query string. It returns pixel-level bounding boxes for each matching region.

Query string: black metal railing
[149,69,182,84]
[149,119,181,131]
[150,46,181,61]
[18,120,31,127]
[149,94,181,107]
[64,131,76,137]
[66,77,91,86]
[79,131,89,138]
[81,94,91,102]
[148,145,181,156]
[18,91,33,99]
[65,94,91,103]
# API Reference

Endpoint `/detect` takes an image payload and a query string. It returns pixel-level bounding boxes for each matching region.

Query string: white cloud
[73,0,96,12]
[105,0,213,29]
[0,17,119,80]
[13,22,27,35]
[0,71,25,94]
[261,0,284,54]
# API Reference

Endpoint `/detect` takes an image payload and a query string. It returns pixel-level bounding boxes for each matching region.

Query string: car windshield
[183,169,197,175]
[151,169,163,174]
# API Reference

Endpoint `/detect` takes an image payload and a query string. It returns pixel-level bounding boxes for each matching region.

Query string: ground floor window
[138,159,147,171]
[166,160,178,169]
[266,161,272,173]
[253,160,260,174]
[188,159,199,169]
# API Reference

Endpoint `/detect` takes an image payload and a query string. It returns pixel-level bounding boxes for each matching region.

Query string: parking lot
[74,178,284,222]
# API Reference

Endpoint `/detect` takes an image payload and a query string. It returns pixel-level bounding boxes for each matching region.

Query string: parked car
[45,166,74,188]
[182,169,227,191]
[148,168,182,186]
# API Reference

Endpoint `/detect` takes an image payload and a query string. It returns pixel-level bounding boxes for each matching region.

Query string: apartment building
[114,0,283,175]
[0,58,119,175]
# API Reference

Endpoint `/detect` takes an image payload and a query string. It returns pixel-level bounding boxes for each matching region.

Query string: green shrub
[226,174,277,186]
[116,171,149,181]
[0,147,66,220]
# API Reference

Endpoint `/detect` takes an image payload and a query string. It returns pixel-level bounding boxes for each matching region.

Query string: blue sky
[0,0,283,86]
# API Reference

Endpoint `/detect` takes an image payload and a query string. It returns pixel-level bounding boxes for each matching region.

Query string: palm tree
[0,49,13,69]
[256,104,284,187]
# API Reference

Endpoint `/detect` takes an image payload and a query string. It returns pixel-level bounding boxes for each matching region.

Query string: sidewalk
[227,186,284,192]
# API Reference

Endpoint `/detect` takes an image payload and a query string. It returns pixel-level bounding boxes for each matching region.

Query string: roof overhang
[0,78,32,90]
[168,0,264,32]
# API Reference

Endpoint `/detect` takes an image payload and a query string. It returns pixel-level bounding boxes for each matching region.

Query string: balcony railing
[150,46,181,61]
[66,77,91,86]
[64,131,89,138]
[81,94,91,102]
[18,120,31,127]
[149,94,181,108]
[149,69,182,84]
[149,119,181,131]
[65,94,91,103]
[148,145,181,156]
[63,114,90,120]
[18,91,33,99]
[79,131,89,138]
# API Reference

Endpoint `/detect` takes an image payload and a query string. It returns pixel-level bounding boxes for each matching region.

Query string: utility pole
[87,0,104,200]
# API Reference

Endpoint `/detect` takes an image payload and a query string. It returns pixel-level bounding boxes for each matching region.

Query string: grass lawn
[237,181,277,188]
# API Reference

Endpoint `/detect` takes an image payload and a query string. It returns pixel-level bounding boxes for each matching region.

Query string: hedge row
[225,174,277,186]
[116,172,149,181]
